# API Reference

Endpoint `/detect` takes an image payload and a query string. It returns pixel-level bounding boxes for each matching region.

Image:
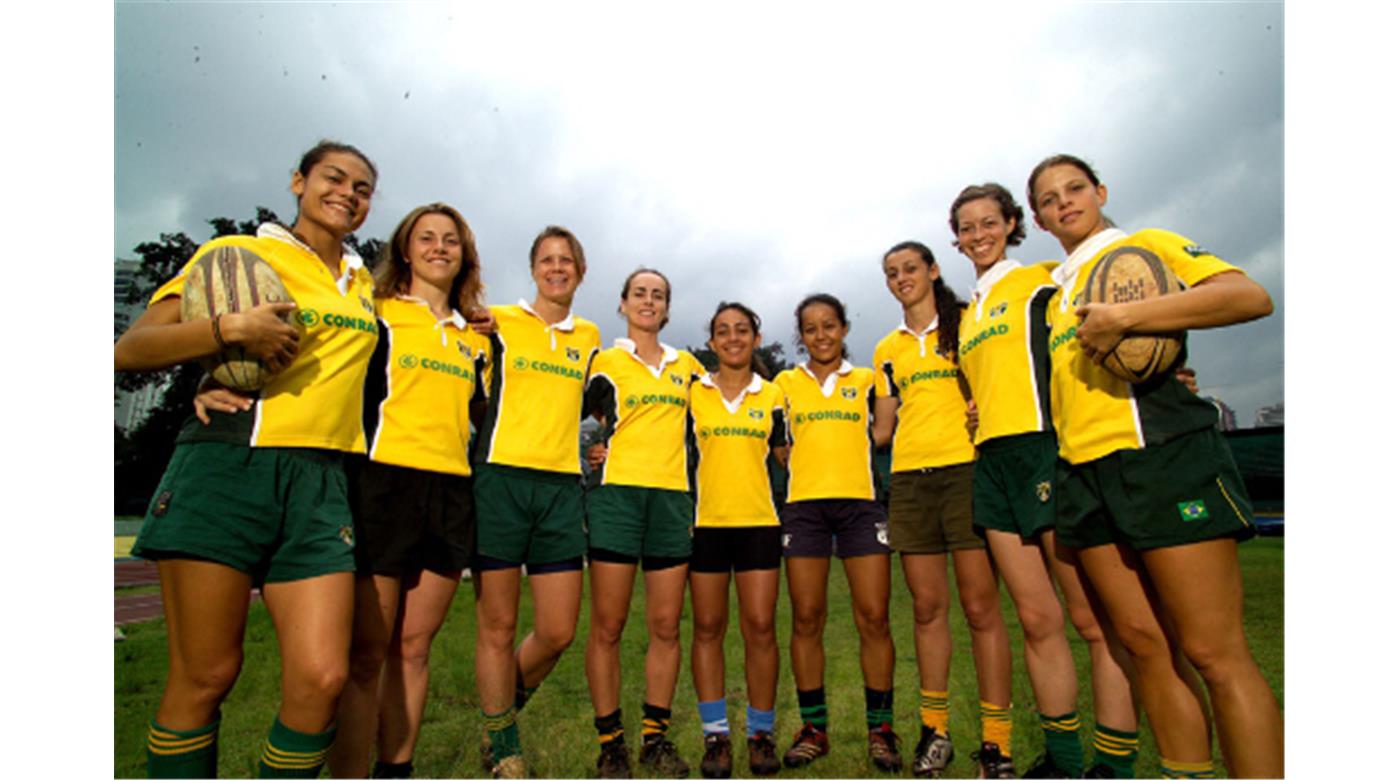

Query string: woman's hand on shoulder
[467,306,497,335]
[193,375,254,425]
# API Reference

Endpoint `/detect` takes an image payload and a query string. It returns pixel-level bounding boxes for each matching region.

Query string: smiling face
[709,306,760,371]
[883,247,939,309]
[620,271,670,333]
[955,196,1015,274]
[531,235,583,306]
[1031,163,1109,251]
[798,301,848,366]
[405,212,463,294]
[290,150,375,238]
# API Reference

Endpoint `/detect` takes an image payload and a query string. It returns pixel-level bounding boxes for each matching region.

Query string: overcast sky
[115,1,1284,422]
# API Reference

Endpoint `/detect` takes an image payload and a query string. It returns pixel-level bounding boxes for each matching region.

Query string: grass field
[114,538,1283,778]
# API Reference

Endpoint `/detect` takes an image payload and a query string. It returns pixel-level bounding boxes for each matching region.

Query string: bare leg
[1142,540,1283,778]
[475,568,522,719]
[1077,543,1211,764]
[516,569,584,692]
[153,559,253,730]
[689,571,731,703]
[951,547,1012,707]
[899,553,951,692]
[840,553,895,690]
[785,556,831,691]
[734,568,780,711]
[986,530,1078,716]
[585,561,637,717]
[642,563,689,709]
[376,570,461,764]
[328,574,401,777]
[260,571,356,734]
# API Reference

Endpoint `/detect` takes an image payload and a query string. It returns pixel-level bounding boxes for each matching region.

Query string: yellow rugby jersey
[690,374,786,528]
[363,296,491,477]
[475,301,601,474]
[1047,228,1238,465]
[584,341,703,491]
[154,224,378,452]
[958,260,1059,446]
[872,324,975,472]
[775,362,878,502]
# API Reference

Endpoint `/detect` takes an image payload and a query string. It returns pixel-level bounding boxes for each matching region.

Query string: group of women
[115,140,1282,779]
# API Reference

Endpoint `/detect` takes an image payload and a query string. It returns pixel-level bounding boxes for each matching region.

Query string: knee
[477,617,518,653]
[590,613,627,647]
[790,604,827,637]
[534,622,576,658]
[1106,616,1174,665]
[648,614,682,647]
[285,658,350,708]
[1014,599,1066,643]
[739,612,776,648]
[911,594,950,627]
[852,605,891,640]
[1065,602,1106,644]
[692,612,727,645]
[392,629,437,667]
[173,653,243,705]
[1178,630,1253,685]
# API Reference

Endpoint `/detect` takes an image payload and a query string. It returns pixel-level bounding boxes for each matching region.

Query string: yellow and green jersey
[1048,228,1240,465]
[363,296,491,477]
[475,300,601,474]
[958,260,1059,446]
[690,373,787,528]
[154,224,378,452]
[873,324,975,472]
[584,340,703,491]
[775,361,878,501]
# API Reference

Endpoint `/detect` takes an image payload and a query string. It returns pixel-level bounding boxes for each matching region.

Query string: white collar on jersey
[517,298,576,331]
[897,317,939,359]
[798,359,853,398]
[614,337,679,377]
[970,259,1023,318]
[395,294,467,329]
[699,371,764,414]
[257,222,365,295]
[1051,228,1128,311]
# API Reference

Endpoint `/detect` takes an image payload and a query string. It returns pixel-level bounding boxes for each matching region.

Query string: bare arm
[871,396,898,449]
[1075,270,1273,360]
[115,297,300,373]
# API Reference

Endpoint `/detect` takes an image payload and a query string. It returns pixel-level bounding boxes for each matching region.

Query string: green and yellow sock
[641,702,671,743]
[256,717,335,778]
[919,689,950,735]
[1092,724,1139,777]
[1160,757,1214,778]
[864,687,894,730]
[483,707,522,761]
[980,700,1012,757]
[146,717,219,778]
[1039,711,1083,776]
[595,708,625,746]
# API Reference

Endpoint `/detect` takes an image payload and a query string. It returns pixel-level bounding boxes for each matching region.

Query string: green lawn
[115,538,1283,777]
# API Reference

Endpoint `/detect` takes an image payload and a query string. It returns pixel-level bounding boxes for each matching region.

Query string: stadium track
[115,559,262,625]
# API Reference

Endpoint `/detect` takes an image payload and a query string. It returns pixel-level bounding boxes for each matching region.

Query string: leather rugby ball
[1081,245,1184,383]
[180,245,296,391]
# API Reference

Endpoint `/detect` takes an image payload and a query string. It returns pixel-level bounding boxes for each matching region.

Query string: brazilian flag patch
[1177,500,1209,522]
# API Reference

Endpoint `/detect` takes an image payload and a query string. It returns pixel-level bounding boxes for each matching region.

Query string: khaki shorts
[1056,427,1256,550]
[887,463,982,554]
[132,442,356,584]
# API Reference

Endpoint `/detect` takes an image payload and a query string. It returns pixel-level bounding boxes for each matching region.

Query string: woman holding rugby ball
[472,226,601,779]
[870,245,1016,778]
[578,268,702,779]
[775,293,902,774]
[686,302,788,779]
[114,140,379,778]
[319,203,491,778]
[1028,153,1280,778]
[948,182,1139,779]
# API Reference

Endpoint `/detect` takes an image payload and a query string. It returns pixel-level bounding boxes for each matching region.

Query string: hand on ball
[1074,302,1129,364]
[228,302,300,373]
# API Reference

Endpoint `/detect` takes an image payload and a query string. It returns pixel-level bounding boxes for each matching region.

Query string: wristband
[211,313,229,350]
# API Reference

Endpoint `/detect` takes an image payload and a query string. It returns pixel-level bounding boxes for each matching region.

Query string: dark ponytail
[883,240,965,360]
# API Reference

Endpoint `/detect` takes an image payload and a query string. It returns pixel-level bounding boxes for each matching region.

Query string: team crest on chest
[359,295,374,314]
[898,377,910,391]
[841,386,858,401]
[748,408,765,420]
[565,346,581,362]
[669,373,685,387]
[457,341,473,360]
[989,302,1008,318]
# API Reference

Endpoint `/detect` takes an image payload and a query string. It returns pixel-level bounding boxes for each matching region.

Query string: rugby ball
[180,245,296,391]
[1081,245,1184,383]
